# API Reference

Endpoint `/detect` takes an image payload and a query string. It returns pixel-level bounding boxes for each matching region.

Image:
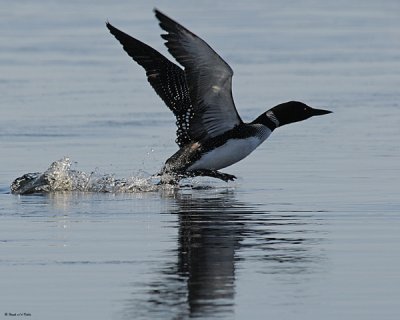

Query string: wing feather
[154,9,243,141]
[106,22,193,147]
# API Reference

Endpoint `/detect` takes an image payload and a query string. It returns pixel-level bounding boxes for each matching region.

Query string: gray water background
[1,0,399,319]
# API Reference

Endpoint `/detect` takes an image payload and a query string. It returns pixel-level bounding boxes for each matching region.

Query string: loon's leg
[185,169,237,182]
[157,168,236,185]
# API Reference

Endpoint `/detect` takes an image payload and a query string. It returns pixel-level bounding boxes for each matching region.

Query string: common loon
[106,9,331,183]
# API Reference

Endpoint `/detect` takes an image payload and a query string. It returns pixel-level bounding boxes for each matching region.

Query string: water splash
[10,158,235,195]
[10,157,160,194]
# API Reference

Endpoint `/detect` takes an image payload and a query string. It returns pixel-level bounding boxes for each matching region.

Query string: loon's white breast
[188,126,272,171]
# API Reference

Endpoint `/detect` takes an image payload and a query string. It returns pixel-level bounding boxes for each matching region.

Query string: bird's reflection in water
[124,189,322,319]
[175,190,241,316]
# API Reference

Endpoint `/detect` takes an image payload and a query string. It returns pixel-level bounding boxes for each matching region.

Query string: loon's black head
[263,101,331,128]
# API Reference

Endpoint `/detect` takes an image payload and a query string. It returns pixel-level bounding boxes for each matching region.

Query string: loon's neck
[251,109,279,131]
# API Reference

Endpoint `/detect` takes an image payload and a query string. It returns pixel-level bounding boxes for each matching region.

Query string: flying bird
[106,9,331,184]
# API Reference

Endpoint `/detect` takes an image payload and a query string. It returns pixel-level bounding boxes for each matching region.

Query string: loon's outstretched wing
[106,22,193,147]
[154,9,243,141]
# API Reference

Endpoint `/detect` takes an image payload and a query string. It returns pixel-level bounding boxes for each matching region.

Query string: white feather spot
[211,85,221,93]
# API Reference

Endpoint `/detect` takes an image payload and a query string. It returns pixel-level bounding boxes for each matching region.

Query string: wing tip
[105,20,115,34]
[153,8,180,31]
[153,8,165,20]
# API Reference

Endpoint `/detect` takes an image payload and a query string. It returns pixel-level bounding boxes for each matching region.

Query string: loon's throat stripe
[266,111,279,127]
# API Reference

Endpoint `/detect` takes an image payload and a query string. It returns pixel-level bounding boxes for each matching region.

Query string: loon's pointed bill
[107,10,332,184]
[311,108,332,116]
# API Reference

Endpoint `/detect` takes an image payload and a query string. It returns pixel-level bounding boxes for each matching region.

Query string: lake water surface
[1,1,400,319]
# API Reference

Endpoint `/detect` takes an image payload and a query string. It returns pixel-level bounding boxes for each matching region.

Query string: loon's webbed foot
[186,169,237,182]
[158,169,236,184]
